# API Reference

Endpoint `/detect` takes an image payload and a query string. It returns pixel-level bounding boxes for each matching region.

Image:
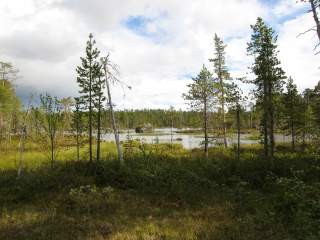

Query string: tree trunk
[170,118,173,145]
[17,126,26,178]
[222,98,227,148]
[310,0,320,42]
[270,104,275,159]
[204,99,209,159]
[76,130,80,161]
[267,75,275,166]
[236,104,240,161]
[263,77,269,158]
[89,48,93,163]
[51,136,54,169]
[96,100,101,162]
[291,118,295,151]
[219,75,227,148]
[105,77,123,163]
[17,98,32,178]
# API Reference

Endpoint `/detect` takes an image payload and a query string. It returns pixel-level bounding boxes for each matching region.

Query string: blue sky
[125,16,155,38]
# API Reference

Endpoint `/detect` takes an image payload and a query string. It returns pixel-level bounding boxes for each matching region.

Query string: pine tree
[183,65,215,158]
[209,34,231,148]
[228,82,245,161]
[93,65,105,162]
[76,33,100,163]
[281,77,303,151]
[301,88,315,147]
[247,18,286,161]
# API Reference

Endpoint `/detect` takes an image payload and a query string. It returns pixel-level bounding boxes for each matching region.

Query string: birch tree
[36,94,63,168]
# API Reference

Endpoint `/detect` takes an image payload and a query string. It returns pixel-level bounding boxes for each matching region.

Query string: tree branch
[297,27,317,37]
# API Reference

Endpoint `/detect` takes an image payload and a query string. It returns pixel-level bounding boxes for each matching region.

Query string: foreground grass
[1,142,320,239]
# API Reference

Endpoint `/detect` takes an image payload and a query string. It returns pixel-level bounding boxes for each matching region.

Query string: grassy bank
[0,142,320,239]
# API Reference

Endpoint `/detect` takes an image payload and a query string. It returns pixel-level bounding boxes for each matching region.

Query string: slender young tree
[183,65,215,158]
[209,34,231,148]
[36,94,63,168]
[76,33,100,163]
[247,18,286,161]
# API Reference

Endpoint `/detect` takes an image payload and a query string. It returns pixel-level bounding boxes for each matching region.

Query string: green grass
[0,141,118,170]
[0,140,320,239]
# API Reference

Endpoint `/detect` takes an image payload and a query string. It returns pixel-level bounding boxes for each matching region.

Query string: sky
[0,0,319,110]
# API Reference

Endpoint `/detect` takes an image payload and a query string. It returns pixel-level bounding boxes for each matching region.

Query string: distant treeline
[109,109,259,130]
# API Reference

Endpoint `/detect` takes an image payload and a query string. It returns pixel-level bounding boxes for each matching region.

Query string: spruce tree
[76,33,100,163]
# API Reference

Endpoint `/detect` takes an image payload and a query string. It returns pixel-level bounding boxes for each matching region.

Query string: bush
[61,185,118,215]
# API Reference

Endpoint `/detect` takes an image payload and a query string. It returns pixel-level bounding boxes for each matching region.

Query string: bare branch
[297,27,317,37]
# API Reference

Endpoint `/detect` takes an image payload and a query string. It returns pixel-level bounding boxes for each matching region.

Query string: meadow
[1,140,319,240]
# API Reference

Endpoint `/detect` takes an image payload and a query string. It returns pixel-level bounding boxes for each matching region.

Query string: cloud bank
[0,0,319,109]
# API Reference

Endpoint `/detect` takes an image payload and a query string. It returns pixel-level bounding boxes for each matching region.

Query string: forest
[1,0,320,239]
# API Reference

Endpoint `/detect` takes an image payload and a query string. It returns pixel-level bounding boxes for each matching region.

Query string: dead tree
[299,0,320,53]
[101,53,131,163]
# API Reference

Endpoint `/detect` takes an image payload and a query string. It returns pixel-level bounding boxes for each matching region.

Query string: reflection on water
[102,128,290,149]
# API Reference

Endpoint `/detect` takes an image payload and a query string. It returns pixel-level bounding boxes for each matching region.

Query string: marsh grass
[0,141,320,239]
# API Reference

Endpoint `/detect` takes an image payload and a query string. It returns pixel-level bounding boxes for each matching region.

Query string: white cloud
[273,0,305,16]
[0,0,318,109]
[278,13,320,91]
